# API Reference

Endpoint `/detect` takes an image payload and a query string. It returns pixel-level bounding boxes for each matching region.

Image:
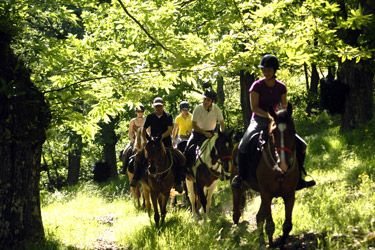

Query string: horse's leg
[256,193,272,248]
[141,186,146,209]
[232,187,245,224]
[197,183,207,216]
[151,192,160,227]
[135,185,141,209]
[186,179,197,217]
[183,181,190,207]
[161,191,170,225]
[143,187,151,215]
[280,194,295,247]
[205,180,218,218]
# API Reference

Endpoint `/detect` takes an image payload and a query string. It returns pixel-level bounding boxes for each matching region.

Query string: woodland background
[0,0,374,248]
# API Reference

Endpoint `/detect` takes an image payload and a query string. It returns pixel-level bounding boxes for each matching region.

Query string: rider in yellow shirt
[172,101,192,150]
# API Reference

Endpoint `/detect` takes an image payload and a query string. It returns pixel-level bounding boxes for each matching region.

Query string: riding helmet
[258,54,279,70]
[135,104,145,112]
[179,101,190,111]
[202,89,217,102]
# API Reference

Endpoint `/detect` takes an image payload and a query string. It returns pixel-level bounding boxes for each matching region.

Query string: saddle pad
[192,133,219,178]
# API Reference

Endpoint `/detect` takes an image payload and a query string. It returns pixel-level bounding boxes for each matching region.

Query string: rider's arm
[281,93,288,110]
[161,126,173,140]
[250,91,269,118]
[129,119,135,143]
[219,119,225,132]
[172,122,179,142]
[192,121,212,138]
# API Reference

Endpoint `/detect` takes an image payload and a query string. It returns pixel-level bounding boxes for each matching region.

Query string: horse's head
[268,102,296,172]
[215,130,234,172]
[134,127,144,151]
[144,134,166,174]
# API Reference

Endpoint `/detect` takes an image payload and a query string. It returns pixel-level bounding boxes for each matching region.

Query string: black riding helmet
[202,89,217,102]
[258,54,279,71]
[179,101,190,111]
[135,104,145,112]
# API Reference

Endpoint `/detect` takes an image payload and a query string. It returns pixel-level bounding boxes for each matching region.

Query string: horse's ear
[269,106,277,119]
[287,102,293,117]
[145,133,151,141]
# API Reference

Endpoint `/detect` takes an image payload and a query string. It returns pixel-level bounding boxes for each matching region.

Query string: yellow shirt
[175,113,192,136]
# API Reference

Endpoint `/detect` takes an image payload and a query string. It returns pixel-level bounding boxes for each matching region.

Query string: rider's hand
[205,132,213,138]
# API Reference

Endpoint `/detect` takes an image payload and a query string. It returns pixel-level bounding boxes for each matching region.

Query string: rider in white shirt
[184,90,225,171]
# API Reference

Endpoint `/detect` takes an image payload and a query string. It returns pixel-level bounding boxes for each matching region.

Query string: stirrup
[231,175,243,189]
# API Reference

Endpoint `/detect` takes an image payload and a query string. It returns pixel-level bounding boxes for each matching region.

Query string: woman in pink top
[231,55,315,190]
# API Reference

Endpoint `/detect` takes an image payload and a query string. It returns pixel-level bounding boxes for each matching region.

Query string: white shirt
[192,103,224,131]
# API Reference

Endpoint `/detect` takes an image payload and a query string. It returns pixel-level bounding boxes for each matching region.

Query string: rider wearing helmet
[184,89,225,172]
[231,54,315,190]
[129,104,145,149]
[130,97,185,193]
[172,101,192,148]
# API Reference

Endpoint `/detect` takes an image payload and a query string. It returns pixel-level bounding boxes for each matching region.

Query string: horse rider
[231,54,316,190]
[130,97,185,193]
[120,104,145,174]
[129,104,146,150]
[172,101,192,150]
[184,89,225,173]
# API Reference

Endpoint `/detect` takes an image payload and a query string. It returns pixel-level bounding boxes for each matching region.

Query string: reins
[197,135,232,178]
[148,150,173,177]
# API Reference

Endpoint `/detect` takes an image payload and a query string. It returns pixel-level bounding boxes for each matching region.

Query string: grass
[27,113,375,249]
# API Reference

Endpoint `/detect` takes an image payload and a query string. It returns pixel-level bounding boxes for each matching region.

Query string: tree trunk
[306,64,320,116]
[0,31,50,246]
[99,118,119,179]
[104,143,118,179]
[216,75,225,110]
[338,59,374,131]
[240,70,255,128]
[67,149,82,186]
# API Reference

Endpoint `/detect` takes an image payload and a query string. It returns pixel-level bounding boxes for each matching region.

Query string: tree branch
[42,65,216,94]
[117,0,174,54]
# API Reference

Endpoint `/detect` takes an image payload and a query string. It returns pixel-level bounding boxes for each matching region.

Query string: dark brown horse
[232,103,299,248]
[186,130,233,219]
[138,134,185,227]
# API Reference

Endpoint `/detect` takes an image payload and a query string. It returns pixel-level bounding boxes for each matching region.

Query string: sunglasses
[137,110,144,113]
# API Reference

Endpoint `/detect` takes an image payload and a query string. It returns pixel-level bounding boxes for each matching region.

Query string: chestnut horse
[120,127,145,209]
[232,103,299,248]
[186,130,233,219]
[139,134,185,227]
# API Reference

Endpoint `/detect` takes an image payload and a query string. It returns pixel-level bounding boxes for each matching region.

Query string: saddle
[238,131,267,180]
[187,134,220,180]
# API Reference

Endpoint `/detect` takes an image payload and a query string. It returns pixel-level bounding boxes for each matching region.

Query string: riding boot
[173,163,184,193]
[295,145,316,190]
[231,152,248,189]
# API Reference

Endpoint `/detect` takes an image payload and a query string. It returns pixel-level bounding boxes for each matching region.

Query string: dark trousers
[184,130,213,170]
